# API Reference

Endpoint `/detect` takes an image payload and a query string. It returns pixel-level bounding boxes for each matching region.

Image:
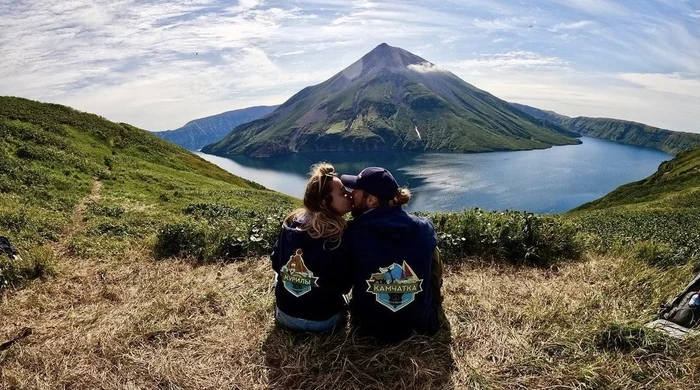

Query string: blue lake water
[195,136,672,214]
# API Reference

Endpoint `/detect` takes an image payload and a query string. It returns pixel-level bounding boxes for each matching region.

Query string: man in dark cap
[340,167,443,342]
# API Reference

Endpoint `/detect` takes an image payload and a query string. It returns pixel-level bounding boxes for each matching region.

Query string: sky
[1,0,698,133]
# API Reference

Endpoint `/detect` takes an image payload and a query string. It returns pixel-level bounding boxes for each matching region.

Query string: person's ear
[367,194,379,208]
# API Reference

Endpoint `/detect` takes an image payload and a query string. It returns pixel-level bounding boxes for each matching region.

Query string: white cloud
[472,17,525,31]
[227,0,265,14]
[617,73,700,99]
[688,10,700,19]
[407,62,446,73]
[550,0,629,16]
[548,20,594,32]
[447,51,570,71]
[449,66,700,133]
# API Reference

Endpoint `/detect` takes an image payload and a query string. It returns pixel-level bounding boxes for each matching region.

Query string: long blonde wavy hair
[284,162,346,249]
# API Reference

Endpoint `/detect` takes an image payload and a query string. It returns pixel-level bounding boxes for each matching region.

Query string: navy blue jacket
[345,207,439,341]
[271,219,352,321]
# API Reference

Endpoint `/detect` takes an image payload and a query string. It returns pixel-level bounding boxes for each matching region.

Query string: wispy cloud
[548,20,594,32]
[617,73,700,99]
[447,52,570,72]
[550,0,629,16]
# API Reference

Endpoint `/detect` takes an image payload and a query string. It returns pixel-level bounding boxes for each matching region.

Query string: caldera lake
[195,136,672,214]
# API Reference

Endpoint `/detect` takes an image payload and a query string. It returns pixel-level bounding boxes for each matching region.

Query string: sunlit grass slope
[0,96,296,290]
[568,147,700,269]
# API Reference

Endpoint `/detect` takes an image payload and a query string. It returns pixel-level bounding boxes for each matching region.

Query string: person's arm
[431,246,443,305]
[336,236,354,294]
[270,229,284,272]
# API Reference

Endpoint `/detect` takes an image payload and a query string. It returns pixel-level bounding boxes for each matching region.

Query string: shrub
[211,232,248,260]
[154,220,208,260]
[155,218,282,263]
[87,202,125,218]
[156,207,581,265]
[633,240,678,268]
[183,203,247,220]
[425,209,582,266]
[154,202,287,263]
[570,209,700,266]
[0,245,55,292]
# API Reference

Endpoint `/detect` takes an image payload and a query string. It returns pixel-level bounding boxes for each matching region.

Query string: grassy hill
[153,105,279,150]
[575,148,700,211]
[0,96,296,290]
[567,147,700,269]
[1,97,699,389]
[203,44,580,158]
[511,102,700,155]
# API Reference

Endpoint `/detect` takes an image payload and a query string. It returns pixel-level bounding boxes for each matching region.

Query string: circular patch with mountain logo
[366,261,423,312]
[280,249,319,297]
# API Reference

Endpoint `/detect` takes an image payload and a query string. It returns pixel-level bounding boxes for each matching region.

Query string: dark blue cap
[341,167,399,201]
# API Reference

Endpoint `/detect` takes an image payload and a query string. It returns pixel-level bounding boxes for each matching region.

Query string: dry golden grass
[2,246,699,389]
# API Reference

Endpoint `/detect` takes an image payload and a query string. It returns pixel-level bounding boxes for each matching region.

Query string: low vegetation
[2,97,699,389]
[152,206,582,266]
[427,209,581,266]
[567,145,700,270]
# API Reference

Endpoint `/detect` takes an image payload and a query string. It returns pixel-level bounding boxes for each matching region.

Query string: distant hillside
[573,147,700,211]
[203,43,580,158]
[511,102,700,155]
[567,138,700,270]
[154,105,278,150]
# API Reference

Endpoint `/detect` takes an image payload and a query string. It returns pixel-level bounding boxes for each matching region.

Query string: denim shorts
[275,306,343,332]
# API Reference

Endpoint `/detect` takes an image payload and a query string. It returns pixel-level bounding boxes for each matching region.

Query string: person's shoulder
[279,220,313,244]
[406,212,435,230]
[406,212,437,246]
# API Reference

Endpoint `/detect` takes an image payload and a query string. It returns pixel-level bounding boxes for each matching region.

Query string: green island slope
[1,97,699,389]
[203,43,580,158]
[568,147,700,265]
[511,102,700,155]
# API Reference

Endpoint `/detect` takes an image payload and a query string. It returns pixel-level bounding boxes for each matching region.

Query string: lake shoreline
[196,136,671,214]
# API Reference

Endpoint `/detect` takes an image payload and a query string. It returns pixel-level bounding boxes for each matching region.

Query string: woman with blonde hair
[270,162,353,332]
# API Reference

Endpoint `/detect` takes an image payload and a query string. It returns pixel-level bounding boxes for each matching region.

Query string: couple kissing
[271,163,443,343]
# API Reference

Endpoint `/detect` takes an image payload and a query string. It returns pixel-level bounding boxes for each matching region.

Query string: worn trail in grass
[50,178,103,260]
[2,249,698,389]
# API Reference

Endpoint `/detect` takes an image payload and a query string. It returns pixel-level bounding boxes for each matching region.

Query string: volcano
[202,43,580,158]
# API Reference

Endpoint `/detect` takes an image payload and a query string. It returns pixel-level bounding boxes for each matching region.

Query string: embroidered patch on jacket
[366,261,423,312]
[280,249,319,297]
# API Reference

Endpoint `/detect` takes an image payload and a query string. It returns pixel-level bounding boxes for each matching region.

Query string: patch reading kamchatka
[366,261,423,312]
[280,249,319,297]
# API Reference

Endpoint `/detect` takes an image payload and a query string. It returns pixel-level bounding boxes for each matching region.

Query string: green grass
[325,122,346,134]
[0,96,297,291]
[566,146,700,270]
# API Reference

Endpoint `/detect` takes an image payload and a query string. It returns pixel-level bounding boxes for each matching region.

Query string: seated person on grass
[341,167,443,342]
[270,163,353,332]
